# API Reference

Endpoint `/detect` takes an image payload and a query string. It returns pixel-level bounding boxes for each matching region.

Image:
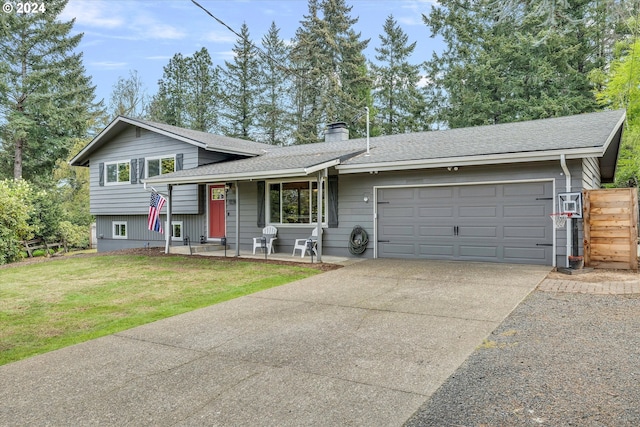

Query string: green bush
[0,180,35,264]
[57,220,89,249]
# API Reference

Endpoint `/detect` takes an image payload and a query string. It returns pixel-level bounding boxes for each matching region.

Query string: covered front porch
[168,244,358,266]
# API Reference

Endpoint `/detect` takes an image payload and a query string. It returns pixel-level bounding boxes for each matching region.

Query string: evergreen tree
[256,22,292,145]
[290,0,324,144]
[0,0,99,181]
[219,23,260,140]
[149,53,189,128]
[371,15,428,135]
[422,0,600,128]
[593,35,640,186]
[290,0,372,143]
[148,48,219,132]
[186,48,220,133]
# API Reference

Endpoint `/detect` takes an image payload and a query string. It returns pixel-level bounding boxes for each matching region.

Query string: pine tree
[371,15,428,135]
[290,0,372,143]
[255,22,292,145]
[219,23,260,140]
[0,0,99,181]
[149,53,189,128]
[148,48,219,132]
[422,0,600,128]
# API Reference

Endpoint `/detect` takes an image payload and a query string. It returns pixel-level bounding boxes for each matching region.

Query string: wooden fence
[583,188,638,270]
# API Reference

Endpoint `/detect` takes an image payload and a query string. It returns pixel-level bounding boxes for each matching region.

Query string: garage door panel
[419,226,453,237]
[503,182,547,197]
[419,244,454,256]
[460,206,496,217]
[504,226,546,238]
[459,226,497,238]
[459,245,498,258]
[381,225,414,236]
[377,182,553,264]
[380,206,414,218]
[418,187,454,199]
[459,185,496,198]
[504,246,548,261]
[418,207,453,218]
[504,205,546,217]
[380,243,416,256]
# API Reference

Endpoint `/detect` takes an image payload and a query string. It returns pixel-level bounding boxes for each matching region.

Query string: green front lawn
[0,254,320,366]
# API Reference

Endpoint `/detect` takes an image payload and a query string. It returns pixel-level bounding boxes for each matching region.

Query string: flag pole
[165,184,172,254]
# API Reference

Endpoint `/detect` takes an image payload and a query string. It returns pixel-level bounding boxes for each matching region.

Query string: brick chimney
[325,122,349,142]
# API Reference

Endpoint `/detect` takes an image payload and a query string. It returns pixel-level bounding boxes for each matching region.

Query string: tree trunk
[14,137,23,180]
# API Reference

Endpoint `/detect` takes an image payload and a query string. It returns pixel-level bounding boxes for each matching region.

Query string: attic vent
[325,122,349,142]
[136,127,141,138]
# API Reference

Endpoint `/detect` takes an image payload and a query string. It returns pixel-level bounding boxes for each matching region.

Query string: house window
[112,221,127,239]
[105,161,130,184]
[268,180,326,224]
[147,156,176,178]
[171,221,183,241]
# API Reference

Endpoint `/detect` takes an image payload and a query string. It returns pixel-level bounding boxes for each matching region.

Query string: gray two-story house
[71,110,626,268]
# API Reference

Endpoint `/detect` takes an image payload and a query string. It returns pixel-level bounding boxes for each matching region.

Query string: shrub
[57,220,89,249]
[0,180,35,264]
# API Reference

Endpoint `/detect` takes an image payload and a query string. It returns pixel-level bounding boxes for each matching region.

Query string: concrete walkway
[0,259,550,426]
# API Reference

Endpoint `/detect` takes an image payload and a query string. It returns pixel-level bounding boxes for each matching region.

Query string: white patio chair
[292,228,318,258]
[252,225,278,254]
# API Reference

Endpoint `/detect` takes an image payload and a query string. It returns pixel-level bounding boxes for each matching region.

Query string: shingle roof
[145,109,625,184]
[69,116,271,167]
[341,109,626,166]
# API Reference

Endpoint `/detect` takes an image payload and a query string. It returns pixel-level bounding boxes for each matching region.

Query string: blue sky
[60,0,442,105]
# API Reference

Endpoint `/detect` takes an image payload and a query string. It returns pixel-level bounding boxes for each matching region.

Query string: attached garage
[376,181,554,265]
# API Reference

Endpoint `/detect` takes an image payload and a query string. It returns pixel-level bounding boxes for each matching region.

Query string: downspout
[316,170,325,262]
[560,155,571,266]
[235,181,240,257]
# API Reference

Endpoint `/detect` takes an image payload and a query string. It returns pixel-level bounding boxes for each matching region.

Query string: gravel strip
[404,290,640,426]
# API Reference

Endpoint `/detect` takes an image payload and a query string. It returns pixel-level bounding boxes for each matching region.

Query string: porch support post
[235,181,240,257]
[165,184,172,254]
[316,170,325,262]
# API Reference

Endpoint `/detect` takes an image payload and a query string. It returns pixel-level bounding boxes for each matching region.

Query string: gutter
[336,147,604,174]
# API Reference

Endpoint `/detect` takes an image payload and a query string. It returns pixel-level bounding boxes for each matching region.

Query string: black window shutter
[176,153,183,171]
[130,159,137,184]
[98,163,104,186]
[138,158,145,181]
[328,175,338,228]
[257,181,265,228]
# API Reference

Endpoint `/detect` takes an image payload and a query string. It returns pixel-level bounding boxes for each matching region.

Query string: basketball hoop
[550,212,572,229]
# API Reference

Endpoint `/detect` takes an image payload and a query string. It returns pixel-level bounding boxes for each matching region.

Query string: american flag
[148,191,166,233]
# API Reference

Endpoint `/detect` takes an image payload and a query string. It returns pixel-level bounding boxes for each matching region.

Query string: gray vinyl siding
[95,214,208,252]
[89,127,238,216]
[582,157,601,189]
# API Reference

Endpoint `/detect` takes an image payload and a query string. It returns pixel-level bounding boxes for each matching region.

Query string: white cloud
[203,30,238,44]
[90,61,127,70]
[61,0,124,29]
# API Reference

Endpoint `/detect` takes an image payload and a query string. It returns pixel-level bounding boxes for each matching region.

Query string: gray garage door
[377,182,553,265]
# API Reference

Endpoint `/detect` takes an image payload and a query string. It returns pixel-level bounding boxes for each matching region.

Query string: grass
[0,254,320,366]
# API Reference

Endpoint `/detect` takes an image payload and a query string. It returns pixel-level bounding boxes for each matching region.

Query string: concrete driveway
[0,259,550,426]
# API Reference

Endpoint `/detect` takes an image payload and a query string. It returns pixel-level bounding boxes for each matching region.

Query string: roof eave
[335,148,605,174]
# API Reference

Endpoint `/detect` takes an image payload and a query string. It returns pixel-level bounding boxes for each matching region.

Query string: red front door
[208,185,226,238]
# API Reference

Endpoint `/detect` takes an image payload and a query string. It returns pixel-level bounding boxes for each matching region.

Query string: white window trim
[146,154,177,179]
[104,160,131,186]
[112,221,128,239]
[266,178,328,227]
[171,221,183,241]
